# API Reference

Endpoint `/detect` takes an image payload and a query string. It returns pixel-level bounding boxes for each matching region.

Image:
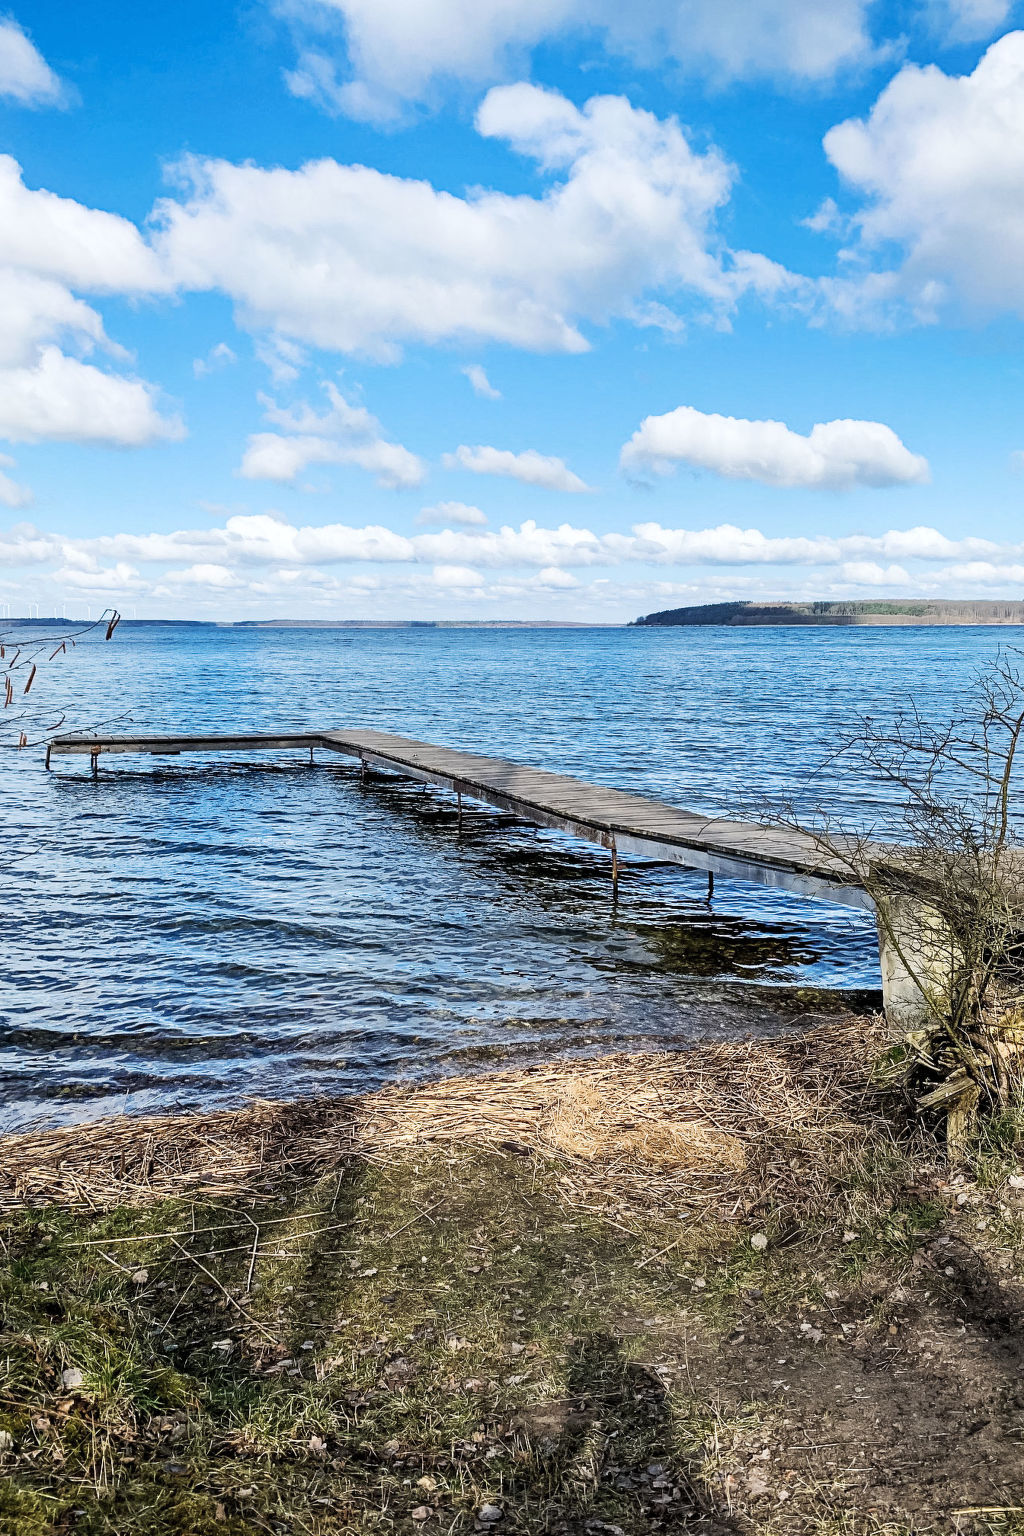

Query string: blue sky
[2,0,1024,620]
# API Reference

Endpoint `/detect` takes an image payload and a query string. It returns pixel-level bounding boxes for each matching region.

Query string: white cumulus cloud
[821,32,1024,323]
[462,363,501,400]
[620,405,929,489]
[15,511,1024,611]
[412,519,604,566]
[444,443,591,493]
[0,156,165,294]
[417,500,488,527]
[279,0,875,123]
[536,566,579,588]
[239,382,424,489]
[839,559,912,585]
[621,521,994,565]
[0,347,181,447]
[432,563,483,588]
[0,157,178,446]
[193,341,237,378]
[936,0,1013,41]
[0,18,63,107]
[165,563,245,588]
[153,84,777,360]
[56,560,146,592]
[0,453,31,507]
[11,516,1024,599]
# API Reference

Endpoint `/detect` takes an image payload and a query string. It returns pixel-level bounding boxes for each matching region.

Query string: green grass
[1,1152,716,1534]
[0,1132,1020,1535]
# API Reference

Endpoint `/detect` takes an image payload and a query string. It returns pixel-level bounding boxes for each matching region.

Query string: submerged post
[611,839,619,902]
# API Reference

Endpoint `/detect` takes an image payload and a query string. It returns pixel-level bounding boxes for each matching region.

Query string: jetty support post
[90,749,99,780]
[875,891,955,1031]
[611,838,619,902]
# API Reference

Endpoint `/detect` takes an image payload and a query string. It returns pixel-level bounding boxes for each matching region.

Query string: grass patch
[3,1027,1024,1533]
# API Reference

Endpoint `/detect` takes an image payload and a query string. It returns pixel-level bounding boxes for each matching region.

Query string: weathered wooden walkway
[48,727,872,911]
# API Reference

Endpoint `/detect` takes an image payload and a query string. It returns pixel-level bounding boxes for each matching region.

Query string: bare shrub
[780,650,1024,1145]
[1,609,121,749]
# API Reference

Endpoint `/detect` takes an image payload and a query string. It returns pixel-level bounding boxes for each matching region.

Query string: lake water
[1,621,1015,1131]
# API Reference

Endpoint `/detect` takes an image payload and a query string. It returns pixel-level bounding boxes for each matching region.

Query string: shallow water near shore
[2,621,1017,1131]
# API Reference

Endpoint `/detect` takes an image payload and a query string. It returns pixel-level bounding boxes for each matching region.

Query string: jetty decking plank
[48,726,870,908]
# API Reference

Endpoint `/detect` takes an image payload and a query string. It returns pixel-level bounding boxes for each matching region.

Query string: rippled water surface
[2,622,1015,1130]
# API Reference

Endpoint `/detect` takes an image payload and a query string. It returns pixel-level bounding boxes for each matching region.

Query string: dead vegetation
[1,1015,886,1221]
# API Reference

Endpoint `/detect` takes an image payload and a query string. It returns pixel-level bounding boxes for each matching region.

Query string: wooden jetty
[48,726,869,910]
[50,726,943,1022]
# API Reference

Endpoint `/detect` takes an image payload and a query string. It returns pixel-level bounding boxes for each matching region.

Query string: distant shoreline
[9,604,1024,629]
[633,599,1024,627]
[2,617,622,629]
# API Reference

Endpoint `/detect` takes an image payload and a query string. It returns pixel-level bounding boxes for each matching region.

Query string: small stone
[131,1269,149,1285]
[411,1507,431,1522]
[692,1277,706,1289]
[359,1267,378,1278]
[750,1233,768,1251]
[308,1435,327,1455]
[416,1476,437,1491]
[1008,1174,1024,1190]
[61,1368,84,1390]
[842,1231,858,1243]
[477,1504,503,1524]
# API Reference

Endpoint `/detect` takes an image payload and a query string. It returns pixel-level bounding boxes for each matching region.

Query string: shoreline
[1,1014,879,1218]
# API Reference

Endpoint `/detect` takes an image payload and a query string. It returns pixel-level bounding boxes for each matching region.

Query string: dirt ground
[1,1018,1023,1535]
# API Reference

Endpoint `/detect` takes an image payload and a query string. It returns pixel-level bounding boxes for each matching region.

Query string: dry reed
[0,1016,889,1220]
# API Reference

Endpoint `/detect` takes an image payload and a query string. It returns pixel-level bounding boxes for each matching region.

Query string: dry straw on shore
[0,1017,888,1220]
